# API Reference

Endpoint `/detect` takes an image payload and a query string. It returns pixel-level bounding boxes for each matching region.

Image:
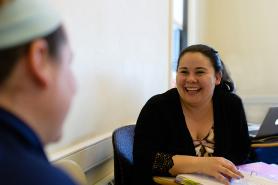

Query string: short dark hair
[176,44,234,92]
[0,26,66,85]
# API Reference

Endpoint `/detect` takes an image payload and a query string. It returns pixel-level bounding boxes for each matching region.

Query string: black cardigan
[133,87,250,185]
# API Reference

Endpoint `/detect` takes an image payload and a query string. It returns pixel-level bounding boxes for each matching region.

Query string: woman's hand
[197,157,243,185]
[170,155,243,185]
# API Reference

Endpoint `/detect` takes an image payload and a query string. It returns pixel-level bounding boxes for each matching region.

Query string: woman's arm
[152,152,243,185]
[133,96,166,185]
[170,155,243,185]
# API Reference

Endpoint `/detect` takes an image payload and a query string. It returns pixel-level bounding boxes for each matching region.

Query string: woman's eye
[196,71,205,75]
[180,70,188,74]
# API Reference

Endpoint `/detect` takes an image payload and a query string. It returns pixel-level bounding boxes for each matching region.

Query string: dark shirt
[133,87,251,185]
[0,108,77,185]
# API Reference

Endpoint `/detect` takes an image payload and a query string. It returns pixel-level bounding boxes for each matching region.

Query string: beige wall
[48,0,171,152]
[188,0,278,123]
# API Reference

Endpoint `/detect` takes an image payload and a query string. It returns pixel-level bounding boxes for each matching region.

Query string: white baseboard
[49,132,113,172]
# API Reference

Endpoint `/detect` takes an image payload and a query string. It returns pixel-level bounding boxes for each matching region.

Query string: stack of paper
[232,171,277,185]
[176,162,278,185]
[238,162,278,181]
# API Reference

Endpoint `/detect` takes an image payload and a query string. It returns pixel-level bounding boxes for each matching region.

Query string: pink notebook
[238,162,278,181]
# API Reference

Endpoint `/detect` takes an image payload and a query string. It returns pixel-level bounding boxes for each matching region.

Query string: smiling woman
[133,44,251,185]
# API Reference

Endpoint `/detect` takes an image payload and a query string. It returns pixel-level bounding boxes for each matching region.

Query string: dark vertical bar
[180,0,188,50]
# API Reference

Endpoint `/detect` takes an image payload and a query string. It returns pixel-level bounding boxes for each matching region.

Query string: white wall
[188,0,278,123]
[173,0,184,26]
[47,0,171,153]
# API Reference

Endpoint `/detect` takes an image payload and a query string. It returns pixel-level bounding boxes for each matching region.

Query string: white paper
[176,171,278,185]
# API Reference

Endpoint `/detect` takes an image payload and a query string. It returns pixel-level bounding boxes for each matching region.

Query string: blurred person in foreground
[0,0,78,184]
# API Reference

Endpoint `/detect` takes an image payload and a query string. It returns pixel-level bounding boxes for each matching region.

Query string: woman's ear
[26,39,51,88]
[215,71,222,85]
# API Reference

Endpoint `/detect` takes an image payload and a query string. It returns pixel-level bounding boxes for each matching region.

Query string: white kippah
[0,0,61,49]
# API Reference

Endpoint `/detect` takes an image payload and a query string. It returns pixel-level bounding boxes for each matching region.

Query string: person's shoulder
[31,164,77,185]
[217,89,243,107]
[0,148,77,185]
[214,85,241,101]
[17,161,77,185]
[226,92,243,104]
[146,88,179,106]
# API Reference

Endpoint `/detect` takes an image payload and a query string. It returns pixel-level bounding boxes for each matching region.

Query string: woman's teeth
[185,87,200,91]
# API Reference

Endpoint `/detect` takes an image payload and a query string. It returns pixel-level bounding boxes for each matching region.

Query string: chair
[112,125,135,185]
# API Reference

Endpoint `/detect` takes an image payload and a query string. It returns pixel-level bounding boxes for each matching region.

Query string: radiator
[49,132,113,172]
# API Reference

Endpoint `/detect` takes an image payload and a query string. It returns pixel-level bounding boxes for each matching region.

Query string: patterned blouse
[193,127,215,157]
[152,128,215,175]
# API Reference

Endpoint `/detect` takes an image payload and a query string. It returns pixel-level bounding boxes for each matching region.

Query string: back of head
[0,0,61,49]
[0,0,65,85]
[177,44,235,93]
[0,0,72,145]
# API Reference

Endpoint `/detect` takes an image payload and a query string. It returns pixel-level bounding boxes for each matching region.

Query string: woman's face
[176,52,221,107]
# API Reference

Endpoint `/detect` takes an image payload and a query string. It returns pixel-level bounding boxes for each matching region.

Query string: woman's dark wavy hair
[0,26,66,85]
[176,44,235,93]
